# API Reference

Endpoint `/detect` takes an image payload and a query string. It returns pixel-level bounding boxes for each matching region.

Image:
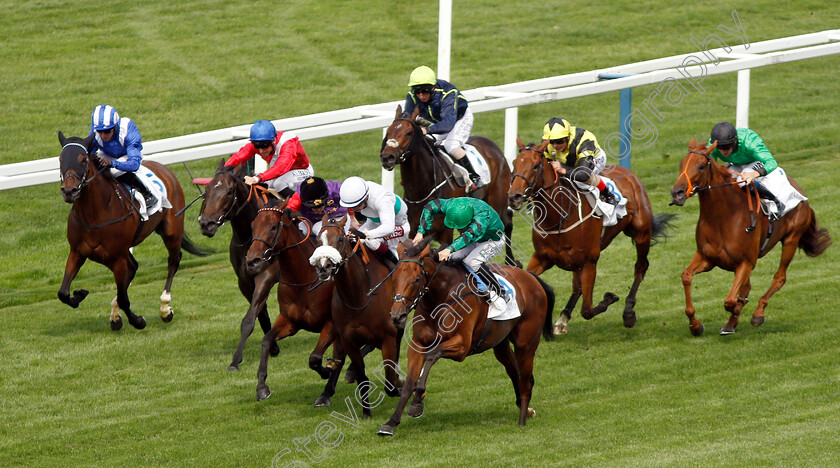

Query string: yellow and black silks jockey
[542,117,618,206]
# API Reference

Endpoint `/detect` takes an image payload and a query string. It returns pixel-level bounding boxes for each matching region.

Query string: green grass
[1,1,839,466]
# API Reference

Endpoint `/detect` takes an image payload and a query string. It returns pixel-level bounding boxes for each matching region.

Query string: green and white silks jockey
[709,122,805,221]
[414,197,508,315]
[339,176,409,263]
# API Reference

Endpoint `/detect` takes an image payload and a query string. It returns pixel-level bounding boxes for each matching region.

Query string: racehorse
[377,239,555,436]
[380,105,517,266]
[309,214,403,418]
[670,139,831,335]
[246,201,348,405]
[57,132,207,330]
[197,159,281,368]
[508,138,675,334]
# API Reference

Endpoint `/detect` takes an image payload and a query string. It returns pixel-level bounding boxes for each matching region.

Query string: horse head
[309,213,354,282]
[198,159,247,237]
[58,131,97,203]
[245,198,294,275]
[508,137,550,210]
[380,105,422,170]
[670,138,717,206]
[390,239,436,329]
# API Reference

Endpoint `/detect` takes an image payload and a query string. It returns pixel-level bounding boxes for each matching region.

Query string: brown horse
[507,138,674,334]
[57,132,207,329]
[377,240,555,436]
[670,139,831,335]
[197,159,281,369]
[246,200,349,406]
[380,105,517,265]
[309,214,403,418]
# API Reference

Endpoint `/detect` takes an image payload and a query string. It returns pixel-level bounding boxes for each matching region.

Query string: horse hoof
[407,403,424,419]
[605,292,619,304]
[161,310,174,323]
[362,412,372,420]
[269,341,280,357]
[527,407,536,418]
[131,315,147,330]
[377,425,395,437]
[720,326,736,335]
[314,395,331,407]
[751,316,765,327]
[256,386,271,402]
[110,316,123,331]
[623,312,637,328]
[690,323,705,337]
[226,364,240,372]
[553,324,568,335]
[73,289,89,306]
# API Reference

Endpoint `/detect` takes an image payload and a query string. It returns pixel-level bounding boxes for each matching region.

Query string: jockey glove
[350,228,367,239]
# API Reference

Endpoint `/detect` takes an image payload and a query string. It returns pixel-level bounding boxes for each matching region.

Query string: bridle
[200,171,243,228]
[383,117,454,205]
[60,142,108,190]
[391,258,442,315]
[676,150,715,198]
[510,145,556,202]
[250,207,312,263]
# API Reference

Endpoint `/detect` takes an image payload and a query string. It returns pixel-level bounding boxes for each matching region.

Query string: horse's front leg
[58,250,89,308]
[159,230,183,323]
[753,237,800,327]
[315,333,344,407]
[555,271,582,335]
[378,346,425,437]
[721,262,755,335]
[682,252,713,336]
[406,346,443,419]
[378,332,404,398]
[230,272,281,371]
[579,261,618,320]
[309,320,338,380]
[111,254,145,330]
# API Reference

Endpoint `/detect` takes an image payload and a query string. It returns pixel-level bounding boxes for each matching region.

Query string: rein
[316,223,375,310]
[388,117,458,205]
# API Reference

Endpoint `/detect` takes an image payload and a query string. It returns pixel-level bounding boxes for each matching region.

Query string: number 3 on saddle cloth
[729,164,808,219]
[570,175,629,227]
[464,265,521,320]
[122,166,172,221]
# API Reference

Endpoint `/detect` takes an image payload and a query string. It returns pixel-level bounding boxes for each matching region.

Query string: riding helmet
[710,122,738,151]
[250,120,277,142]
[444,198,474,230]
[542,117,571,141]
[91,105,120,131]
[339,176,369,208]
[408,66,437,87]
[300,177,329,207]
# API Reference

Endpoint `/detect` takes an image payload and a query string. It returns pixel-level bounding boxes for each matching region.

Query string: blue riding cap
[250,120,276,142]
[91,104,120,131]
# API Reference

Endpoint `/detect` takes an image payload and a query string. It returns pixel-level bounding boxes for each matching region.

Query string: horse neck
[275,221,316,275]
[697,162,747,212]
[400,135,443,198]
[229,184,260,241]
[332,247,383,304]
[417,263,473,321]
[73,168,122,224]
[535,176,588,230]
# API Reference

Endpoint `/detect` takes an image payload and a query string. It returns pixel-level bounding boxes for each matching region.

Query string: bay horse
[670,139,831,335]
[57,132,208,330]
[197,159,281,368]
[507,138,675,334]
[309,214,403,418]
[380,105,517,266]
[377,240,555,436]
[246,201,349,405]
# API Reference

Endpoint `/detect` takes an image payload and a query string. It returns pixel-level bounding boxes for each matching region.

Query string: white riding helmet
[339,176,369,208]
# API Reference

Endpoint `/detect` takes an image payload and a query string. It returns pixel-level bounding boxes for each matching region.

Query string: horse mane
[404,237,431,257]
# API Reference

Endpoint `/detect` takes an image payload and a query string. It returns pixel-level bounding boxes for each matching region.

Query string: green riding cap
[443,198,474,230]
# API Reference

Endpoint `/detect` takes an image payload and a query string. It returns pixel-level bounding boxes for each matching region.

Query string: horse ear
[397,242,406,257]
[58,131,66,146]
[422,256,436,276]
[689,137,697,148]
[537,140,550,152]
[516,136,524,148]
[410,106,420,121]
[395,105,402,118]
[82,133,95,151]
[708,140,718,152]
[233,162,247,177]
[216,158,225,172]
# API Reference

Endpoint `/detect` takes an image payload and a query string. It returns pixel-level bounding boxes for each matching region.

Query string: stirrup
[601,191,619,206]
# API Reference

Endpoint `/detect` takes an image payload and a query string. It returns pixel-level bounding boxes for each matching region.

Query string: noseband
[250,208,312,263]
[511,146,558,202]
[383,117,424,164]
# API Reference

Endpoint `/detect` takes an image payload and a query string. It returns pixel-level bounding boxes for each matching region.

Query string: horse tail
[529,272,555,342]
[650,213,678,246]
[799,207,831,257]
[181,233,213,257]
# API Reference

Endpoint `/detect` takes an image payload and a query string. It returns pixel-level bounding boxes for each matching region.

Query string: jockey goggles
[412,85,434,96]
[252,140,273,149]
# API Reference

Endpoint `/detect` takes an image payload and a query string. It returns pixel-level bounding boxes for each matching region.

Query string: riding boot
[599,187,619,206]
[477,263,506,300]
[754,182,785,221]
[278,187,296,199]
[118,172,155,207]
[455,155,481,188]
[375,242,399,268]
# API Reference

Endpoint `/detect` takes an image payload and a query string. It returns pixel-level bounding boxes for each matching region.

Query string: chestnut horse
[309,214,403,418]
[247,200,347,406]
[380,105,517,265]
[670,139,831,335]
[58,132,208,329]
[197,160,281,369]
[377,240,555,436]
[508,138,675,334]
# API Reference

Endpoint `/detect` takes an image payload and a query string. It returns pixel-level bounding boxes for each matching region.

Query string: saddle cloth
[572,175,628,227]
[465,265,521,321]
[445,144,492,189]
[728,165,808,219]
[132,166,171,221]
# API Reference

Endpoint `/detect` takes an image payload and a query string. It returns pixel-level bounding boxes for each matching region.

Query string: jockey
[403,65,480,188]
[339,176,409,265]
[225,120,314,198]
[286,176,348,234]
[709,122,785,220]
[542,117,619,206]
[412,197,508,315]
[88,104,155,207]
